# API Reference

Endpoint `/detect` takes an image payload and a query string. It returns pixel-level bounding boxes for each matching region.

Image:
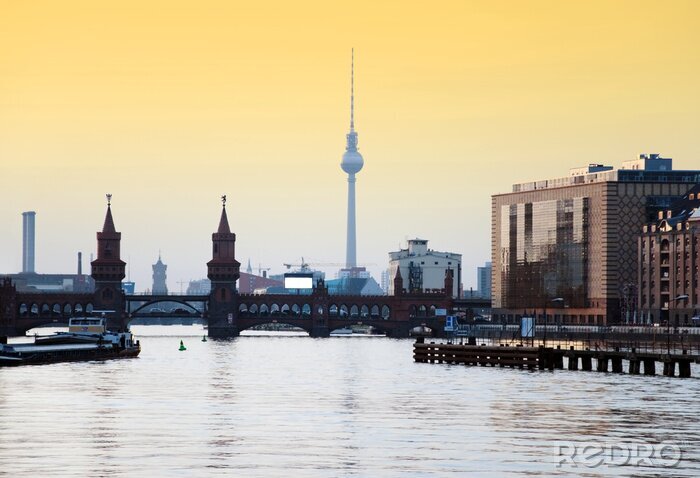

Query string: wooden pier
[413,340,698,378]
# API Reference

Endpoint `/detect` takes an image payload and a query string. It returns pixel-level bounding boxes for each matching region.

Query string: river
[1,325,698,477]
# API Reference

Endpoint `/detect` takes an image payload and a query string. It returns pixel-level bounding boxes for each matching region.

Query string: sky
[1,0,700,293]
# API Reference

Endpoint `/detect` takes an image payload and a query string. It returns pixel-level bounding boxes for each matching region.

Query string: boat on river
[0,317,140,367]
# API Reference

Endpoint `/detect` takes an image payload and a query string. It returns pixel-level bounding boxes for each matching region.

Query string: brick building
[638,185,700,325]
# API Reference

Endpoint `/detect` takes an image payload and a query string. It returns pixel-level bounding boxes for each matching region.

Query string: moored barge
[0,317,140,367]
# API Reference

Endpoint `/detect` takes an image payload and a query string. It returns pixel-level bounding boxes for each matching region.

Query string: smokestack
[22,211,36,273]
[78,252,82,275]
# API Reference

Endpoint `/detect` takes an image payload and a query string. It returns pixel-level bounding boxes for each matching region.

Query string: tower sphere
[341,148,364,174]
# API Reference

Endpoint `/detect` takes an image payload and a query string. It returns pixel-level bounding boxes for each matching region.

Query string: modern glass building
[492,154,700,325]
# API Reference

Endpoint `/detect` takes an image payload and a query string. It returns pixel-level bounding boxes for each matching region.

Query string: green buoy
[202,335,207,342]
[179,340,187,351]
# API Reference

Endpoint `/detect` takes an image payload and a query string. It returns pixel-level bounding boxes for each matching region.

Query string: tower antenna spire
[350,48,355,131]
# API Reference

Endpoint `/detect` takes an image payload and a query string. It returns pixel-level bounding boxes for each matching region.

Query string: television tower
[340,49,364,268]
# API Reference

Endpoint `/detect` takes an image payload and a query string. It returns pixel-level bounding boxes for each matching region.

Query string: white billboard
[284,274,313,289]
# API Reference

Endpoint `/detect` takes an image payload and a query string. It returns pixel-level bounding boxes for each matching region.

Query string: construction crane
[283,257,376,270]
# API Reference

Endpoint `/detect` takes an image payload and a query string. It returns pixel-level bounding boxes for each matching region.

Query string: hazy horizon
[2,0,699,292]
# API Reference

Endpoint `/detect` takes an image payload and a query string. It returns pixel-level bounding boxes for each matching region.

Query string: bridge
[0,198,458,339]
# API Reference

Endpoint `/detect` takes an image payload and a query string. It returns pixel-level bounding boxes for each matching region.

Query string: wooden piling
[628,359,640,375]
[597,356,609,372]
[611,356,623,373]
[643,358,656,375]
[581,355,592,371]
[663,360,676,377]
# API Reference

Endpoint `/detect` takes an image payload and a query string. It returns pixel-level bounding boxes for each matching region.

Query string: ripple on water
[1,327,699,477]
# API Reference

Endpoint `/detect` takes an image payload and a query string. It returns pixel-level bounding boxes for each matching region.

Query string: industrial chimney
[22,211,36,273]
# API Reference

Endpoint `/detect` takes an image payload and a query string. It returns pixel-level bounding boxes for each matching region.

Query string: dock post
[678,360,691,378]
[663,360,676,377]
[581,355,592,371]
[548,349,555,370]
[538,346,546,370]
[611,356,623,373]
[596,355,608,372]
[628,359,640,375]
[643,358,656,375]
[567,347,578,370]
[554,346,564,369]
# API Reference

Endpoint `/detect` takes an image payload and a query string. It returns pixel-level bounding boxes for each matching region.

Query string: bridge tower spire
[91,194,126,328]
[207,196,241,337]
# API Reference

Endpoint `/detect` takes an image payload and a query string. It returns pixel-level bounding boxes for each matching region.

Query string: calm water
[1,326,699,477]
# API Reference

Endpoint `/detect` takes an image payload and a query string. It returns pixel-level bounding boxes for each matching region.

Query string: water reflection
[0,326,699,477]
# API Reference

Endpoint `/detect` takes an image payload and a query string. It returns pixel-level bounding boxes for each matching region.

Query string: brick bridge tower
[90,194,127,330]
[207,196,240,337]
[0,278,18,342]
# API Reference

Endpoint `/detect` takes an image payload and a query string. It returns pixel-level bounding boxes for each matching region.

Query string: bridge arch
[74,303,83,314]
[249,304,258,315]
[350,305,359,318]
[130,299,201,316]
[340,304,348,317]
[281,304,290,315]
[63,304,72,316]
[382,305,391,319]
[260,304,269,316]
[329,304,338,316]
[291,304,300,316]
[361,305,369,318]
[371,305,379,318]
[302,304,311,317]
[237,321,312,335]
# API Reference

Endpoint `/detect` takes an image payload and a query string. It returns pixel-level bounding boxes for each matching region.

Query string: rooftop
[506,154,700,194]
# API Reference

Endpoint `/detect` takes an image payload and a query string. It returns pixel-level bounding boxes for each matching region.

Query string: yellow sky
[1,0,699,291]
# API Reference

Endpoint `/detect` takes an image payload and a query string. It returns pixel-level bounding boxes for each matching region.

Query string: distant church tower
[152,253,168,295]
[341,49,364,269]
[91,194,126,327]
[207,196,241,337]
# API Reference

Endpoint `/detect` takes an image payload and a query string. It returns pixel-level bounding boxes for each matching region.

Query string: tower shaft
[346,174,357,268]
